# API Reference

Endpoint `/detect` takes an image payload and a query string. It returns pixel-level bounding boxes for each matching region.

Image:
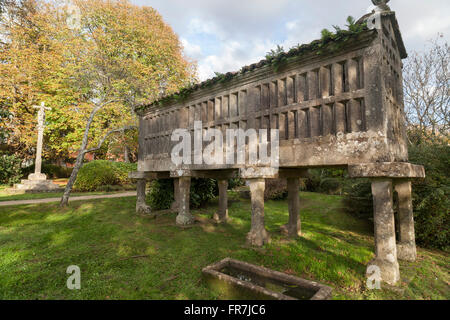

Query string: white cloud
[180,38,202,59]
[133,0,450,81]
[187,18,221,37]
[196,39,276,80]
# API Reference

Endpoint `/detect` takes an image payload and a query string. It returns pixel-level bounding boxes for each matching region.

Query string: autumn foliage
[0,0,196,162]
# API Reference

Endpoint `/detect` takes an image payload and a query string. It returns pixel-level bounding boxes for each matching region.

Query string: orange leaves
[1,0,197,160]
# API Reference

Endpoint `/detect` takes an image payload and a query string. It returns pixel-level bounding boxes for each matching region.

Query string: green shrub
[148,178,218,210]
[73,160,137,192]
[305,169,347,194]
[228,178,245,190]
[22,163,73,179]
[409,142,449,251]
[148,179,174,210]
[342,179,373,220]
[265,179,288,200]
[0,153,22,185]
[190,178,218,209]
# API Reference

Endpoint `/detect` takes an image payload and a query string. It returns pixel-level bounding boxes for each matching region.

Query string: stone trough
[202,258,333,300]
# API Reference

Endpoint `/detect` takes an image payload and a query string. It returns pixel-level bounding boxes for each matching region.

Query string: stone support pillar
[176,176,195,226]
[214,180,229,223]
[395,180,417,262]
[136,179,154,217]
[367,179,400,285]
[171,178,180,211]
[281,178,302,237]
[246,179,270,246]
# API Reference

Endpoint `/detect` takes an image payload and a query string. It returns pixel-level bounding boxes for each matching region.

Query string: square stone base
[14,178,61,192]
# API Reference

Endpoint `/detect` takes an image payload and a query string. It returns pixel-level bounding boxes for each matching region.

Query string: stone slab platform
[348,162,426,179]
[14,179,62,192]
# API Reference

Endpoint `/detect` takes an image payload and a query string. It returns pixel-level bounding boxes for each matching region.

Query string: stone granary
[130,1,425,285]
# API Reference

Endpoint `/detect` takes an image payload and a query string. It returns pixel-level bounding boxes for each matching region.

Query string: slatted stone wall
[138,13,408,173]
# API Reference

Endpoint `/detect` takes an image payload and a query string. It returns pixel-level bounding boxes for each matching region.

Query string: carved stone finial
[372,0,391,11]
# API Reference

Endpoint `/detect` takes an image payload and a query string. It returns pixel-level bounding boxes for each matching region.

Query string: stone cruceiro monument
[130,0,425,285]
[14,102,60,192]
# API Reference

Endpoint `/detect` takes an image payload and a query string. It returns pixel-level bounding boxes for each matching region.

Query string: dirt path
[0,192,137,207]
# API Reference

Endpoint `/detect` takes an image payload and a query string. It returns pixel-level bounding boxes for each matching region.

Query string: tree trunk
[60,104,101,207]
[124,145,130,163]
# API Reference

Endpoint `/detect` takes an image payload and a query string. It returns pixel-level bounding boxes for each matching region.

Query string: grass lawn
[0,191,448,300]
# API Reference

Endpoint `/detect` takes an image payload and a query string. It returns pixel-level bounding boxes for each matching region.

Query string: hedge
[73,160,137,192]
[0,153,22,185]
[148,178,218,210]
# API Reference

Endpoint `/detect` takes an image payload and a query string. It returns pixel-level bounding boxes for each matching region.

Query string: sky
[133,0,450,81]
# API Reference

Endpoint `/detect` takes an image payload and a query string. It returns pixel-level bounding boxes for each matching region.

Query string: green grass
[0,191,448,300]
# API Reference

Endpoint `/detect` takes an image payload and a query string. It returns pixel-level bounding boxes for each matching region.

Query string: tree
[403,34,449,139]
[58,0,196,206]
[0,0,72,159]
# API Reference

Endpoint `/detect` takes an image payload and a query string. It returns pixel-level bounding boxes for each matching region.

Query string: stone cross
[32,102,51,179]
[372,0,391,11]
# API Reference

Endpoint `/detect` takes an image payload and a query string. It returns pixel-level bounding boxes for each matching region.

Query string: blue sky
[133,0,450,80]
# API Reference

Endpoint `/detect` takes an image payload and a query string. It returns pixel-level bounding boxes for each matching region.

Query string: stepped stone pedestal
[13,102,61,193]
[14,174,61,192]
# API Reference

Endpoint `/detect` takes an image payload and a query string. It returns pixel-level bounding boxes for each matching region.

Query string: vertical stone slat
[264,115,271,142]
[262,83,270,110]
[322,104,333,136]
[208,100,215,123]
[270,81,278,108]
[332,63,344,95]
[298,110,308,138]
[334,102,347,134]
[298,73,308,101]
[215,97,222,120]
[348,58,359,91]
[308,70,319,100]
[320,66,331,98]
[349,99,363,132]
[239,90,247,116]
[230,93,238,117]
[223,96,230,119]
[288,111,296,140]
[287,76,295,105]
[309,107,321,137]
[278,78,287,107]
[279,112,287,140]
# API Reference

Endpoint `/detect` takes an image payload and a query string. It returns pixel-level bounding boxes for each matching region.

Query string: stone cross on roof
[372,0,391,11]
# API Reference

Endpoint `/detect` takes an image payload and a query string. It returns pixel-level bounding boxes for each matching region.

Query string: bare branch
[84,125,137,154]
